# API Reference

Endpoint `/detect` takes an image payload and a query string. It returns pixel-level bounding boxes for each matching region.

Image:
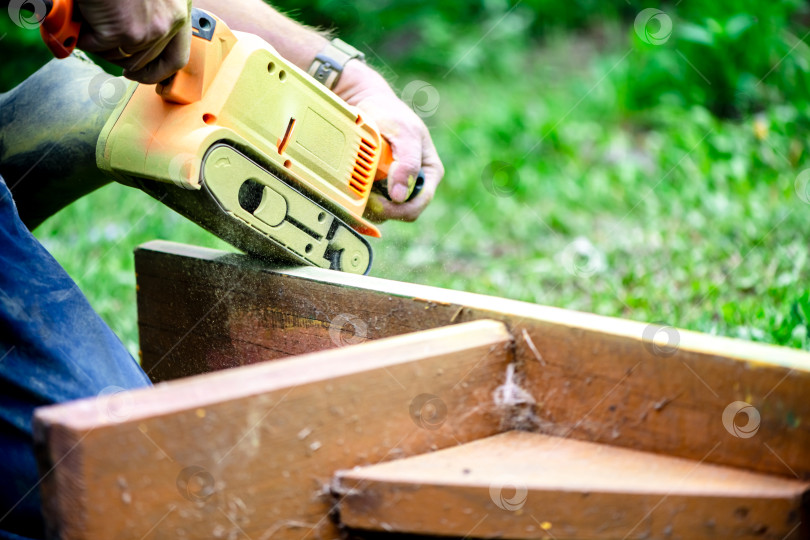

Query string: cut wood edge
[335,431,810,540]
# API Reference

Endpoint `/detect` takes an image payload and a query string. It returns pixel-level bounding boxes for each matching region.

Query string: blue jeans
[0,177,151,539]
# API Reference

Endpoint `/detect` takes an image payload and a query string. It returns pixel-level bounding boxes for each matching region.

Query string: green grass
[33,21,810,357]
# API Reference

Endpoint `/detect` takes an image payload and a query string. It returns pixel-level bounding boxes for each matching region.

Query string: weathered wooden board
[33,320,512,540]
[136,241,810,478]
[335,431,809,539]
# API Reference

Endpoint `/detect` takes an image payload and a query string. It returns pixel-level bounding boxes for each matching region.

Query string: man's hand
[75,0,192,84]
[335,62,444,223]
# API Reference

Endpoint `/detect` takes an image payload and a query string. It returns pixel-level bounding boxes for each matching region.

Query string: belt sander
[38,1,422,274]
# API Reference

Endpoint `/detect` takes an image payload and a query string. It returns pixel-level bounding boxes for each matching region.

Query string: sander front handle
[40,0,81,59]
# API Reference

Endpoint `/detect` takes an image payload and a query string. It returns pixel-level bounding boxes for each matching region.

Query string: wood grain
[336,431,809,539]
[135,241,810,478]
[34,320,513,540]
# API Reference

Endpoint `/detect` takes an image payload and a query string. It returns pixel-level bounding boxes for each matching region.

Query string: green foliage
[272,0,631,75]
[269,0,810,116]
[625,0,810,116]
[0,15,54,90]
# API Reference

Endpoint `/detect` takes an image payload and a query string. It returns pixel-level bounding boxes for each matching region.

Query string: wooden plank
[33,320,512,540]
[135,241,810,478]
[335,431,809,539]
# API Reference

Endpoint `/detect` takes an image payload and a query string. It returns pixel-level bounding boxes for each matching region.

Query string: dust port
[317,212,326,222]
[202,113,217,125]
[267,62,275,74]
[305,244,313,254]
[64,37,76,48]
[278,70,287,81]
[284,159,292,169]
[198,16,212,30]
[238,179,264,214]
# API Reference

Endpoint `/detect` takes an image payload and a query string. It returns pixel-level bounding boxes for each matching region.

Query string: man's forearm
[192,0,329,72]
[191,0,390,106]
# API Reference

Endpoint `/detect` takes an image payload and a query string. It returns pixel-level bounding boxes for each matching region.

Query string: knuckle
[402,162,421,176]
[397,153,421,172]
[123,25,148,47]
[93,27,117,44]
[170,10,189,30]
[143,13,178,42]
[127,63,161,84]
[151,18,173,40]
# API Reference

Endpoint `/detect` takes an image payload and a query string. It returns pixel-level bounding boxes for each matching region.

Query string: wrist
[332,60,392,106]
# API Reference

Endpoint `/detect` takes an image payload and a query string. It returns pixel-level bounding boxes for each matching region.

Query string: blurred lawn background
[2,0,810,357]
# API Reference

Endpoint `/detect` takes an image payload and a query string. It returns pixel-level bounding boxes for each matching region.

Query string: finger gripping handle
[41,0,81,59]
[157,8,237,104]
[374,137,424,202]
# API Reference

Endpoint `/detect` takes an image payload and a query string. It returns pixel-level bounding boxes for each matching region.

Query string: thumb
[123,20,191,84]
[387,139,422,203]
